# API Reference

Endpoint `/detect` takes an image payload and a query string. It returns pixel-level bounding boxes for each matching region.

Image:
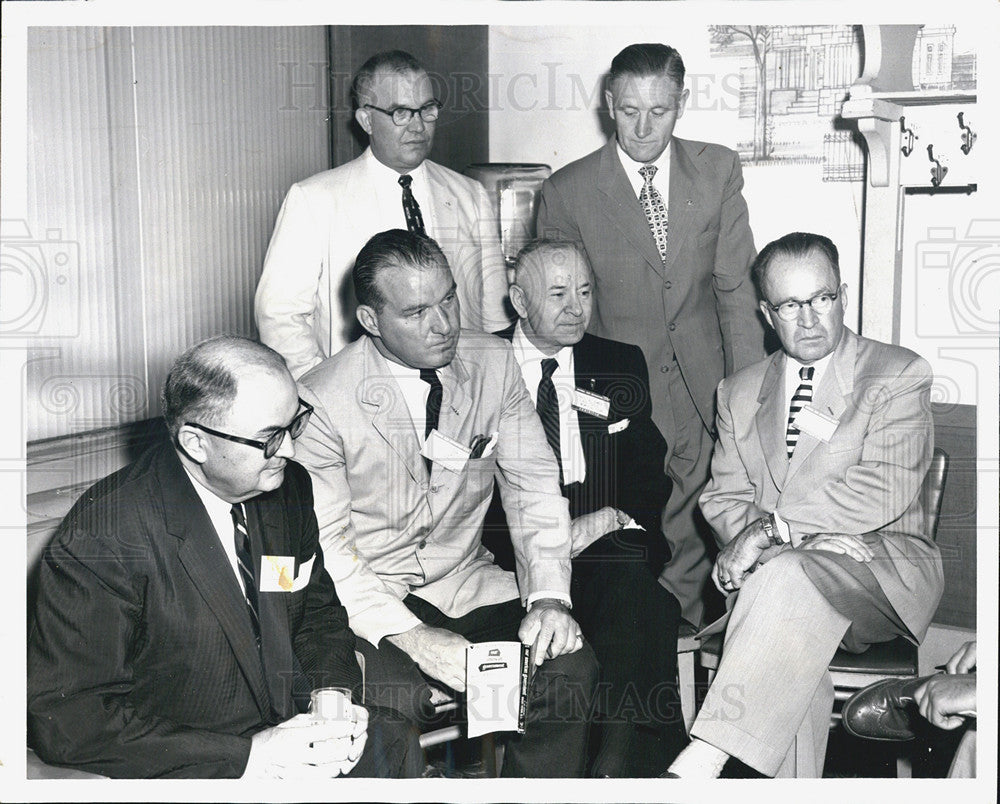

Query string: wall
[21,27,331,443]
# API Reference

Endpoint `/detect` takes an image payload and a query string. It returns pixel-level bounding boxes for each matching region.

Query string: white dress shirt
[511,321,587,486]
[364,148,436,236]
[617,139,672,200]
[184,466,247,596]
[380,353,434,447]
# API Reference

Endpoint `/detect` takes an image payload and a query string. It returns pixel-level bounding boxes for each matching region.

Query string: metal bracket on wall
[957,112,977,155]
[927,144,948,187]
[900,116,917,156]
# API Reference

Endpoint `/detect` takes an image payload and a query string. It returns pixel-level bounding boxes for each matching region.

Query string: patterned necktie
[419,368,443,472]
[786,365,815,458]
[399,174,426,235]
[639,164,668,263]
[536,358,562,482]
[230,504,262,649]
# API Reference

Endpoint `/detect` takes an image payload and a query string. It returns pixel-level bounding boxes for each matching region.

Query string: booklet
[465,641,534,738]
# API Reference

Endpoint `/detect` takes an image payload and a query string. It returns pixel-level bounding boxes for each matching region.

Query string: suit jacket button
[660,365,670,373]
[418,540,427,549]
[664,280,672,289]
[668,323,677,331]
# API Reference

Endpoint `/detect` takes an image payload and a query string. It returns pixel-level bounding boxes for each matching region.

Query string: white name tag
[421,428,471,473]
[608,418,630,435]
[260,554,300,592]
[572,388,611,419]
[793,405,839,443]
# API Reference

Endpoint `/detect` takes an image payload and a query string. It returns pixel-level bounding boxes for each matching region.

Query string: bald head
[510,240,593,355]
[162,335,291,439]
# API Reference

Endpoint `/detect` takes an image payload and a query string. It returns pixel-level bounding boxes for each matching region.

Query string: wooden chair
[694,447,948,776]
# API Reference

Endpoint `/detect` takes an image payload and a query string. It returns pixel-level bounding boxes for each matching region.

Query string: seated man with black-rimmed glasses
[28,335,423,779]
[255,48,510,380]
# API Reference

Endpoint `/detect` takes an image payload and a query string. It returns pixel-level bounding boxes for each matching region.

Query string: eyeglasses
[186,399,314,459]
[764,287,843,322]
[364,100,442,126]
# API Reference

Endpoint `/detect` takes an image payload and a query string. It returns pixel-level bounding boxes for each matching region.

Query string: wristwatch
[760,514,783,546]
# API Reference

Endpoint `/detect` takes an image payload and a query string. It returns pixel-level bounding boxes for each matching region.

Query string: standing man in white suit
[256,50,510,378]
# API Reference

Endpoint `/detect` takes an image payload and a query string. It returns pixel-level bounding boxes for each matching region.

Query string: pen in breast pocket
[469,434,489,458]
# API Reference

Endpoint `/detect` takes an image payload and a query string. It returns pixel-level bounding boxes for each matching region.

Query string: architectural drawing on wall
[709,25,977,181]
[708,25,863,180]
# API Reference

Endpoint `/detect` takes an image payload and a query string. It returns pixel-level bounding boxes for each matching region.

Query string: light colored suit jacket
[294,331,572,645]
[537,136,765,436]
[700,328,943,641]
[256,149,511,378]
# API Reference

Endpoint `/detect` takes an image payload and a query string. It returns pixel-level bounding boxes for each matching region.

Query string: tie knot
[639,164,657,181]
[799,366,815,382]
[398,174,413,189]
[419,368,439,386]
[230,504,246,529]
[541,357,559,379]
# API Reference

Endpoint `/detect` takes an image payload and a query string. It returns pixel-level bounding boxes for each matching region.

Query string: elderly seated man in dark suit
[485,238,686,777]
[28,336,422,779]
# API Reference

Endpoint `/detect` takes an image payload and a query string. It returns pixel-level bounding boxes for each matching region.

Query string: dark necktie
[786,365,815,458]
[536,358,562,482]
[230,504,262,649]
[420,368,443,472]
[639,164,669,263]
[399,174,426,235]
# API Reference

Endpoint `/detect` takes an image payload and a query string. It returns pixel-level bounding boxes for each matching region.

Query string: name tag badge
[793,405,839,443]
[260,554,296,592]
[572,388,611,420]
[421,429,472,473]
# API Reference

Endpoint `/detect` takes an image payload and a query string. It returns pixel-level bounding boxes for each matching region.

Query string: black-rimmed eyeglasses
[186,399,314,459]
[364,100,442,126]
[764,287,843,322]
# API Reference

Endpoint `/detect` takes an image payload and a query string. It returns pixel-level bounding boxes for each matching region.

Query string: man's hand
[570,507,625,554]
[519,599,583,666]
[386,623,471,692]
[799,533,874,563]
[946,640,977,675]
[913,674,976,730]
[243,708,369,779]
[712,517,771,593]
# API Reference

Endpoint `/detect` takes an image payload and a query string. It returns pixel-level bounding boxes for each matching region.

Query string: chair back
[921,447,948,541]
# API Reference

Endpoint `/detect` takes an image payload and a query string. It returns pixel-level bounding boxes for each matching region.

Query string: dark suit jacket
[485,327,672,569]
[27,442,361,778]
[537,136,765,439]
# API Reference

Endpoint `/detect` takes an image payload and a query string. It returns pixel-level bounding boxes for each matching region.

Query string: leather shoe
[842,675,931,741]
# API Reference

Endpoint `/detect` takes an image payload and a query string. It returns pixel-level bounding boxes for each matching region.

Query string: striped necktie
[786,365,815,458]
[639,164,669,263]
[230,504,262,649]
[399,174,426,235]
[536,358,562,482]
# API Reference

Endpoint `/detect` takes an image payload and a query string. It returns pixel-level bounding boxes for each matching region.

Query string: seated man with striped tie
[255,49,510,380]
[665,232,944,779]
[28,336,422,779]
[484,238,687,776]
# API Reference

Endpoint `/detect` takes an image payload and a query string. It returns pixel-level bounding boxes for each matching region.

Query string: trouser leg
[690,549,908,777]
[657,365,716,625]
[345,704,424,778]
[405,596,598,778]
[572,532,686,776]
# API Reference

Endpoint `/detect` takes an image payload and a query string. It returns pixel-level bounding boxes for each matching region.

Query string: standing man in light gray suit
[666,232,943,779]
[537,43,765,625]
[293,229,597,777]
[256,50,510,379]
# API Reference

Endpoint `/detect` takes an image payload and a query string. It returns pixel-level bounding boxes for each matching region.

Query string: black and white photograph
[1,0,996,801]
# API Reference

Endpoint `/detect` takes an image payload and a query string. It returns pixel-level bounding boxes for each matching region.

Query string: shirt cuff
[772,511,792,543]
[526,591,573,610]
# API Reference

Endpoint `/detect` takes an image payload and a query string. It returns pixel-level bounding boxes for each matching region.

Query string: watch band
[761,514,783,546]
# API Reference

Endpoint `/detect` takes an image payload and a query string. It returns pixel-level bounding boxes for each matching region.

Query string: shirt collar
[616,139,672,196]
[785,350,834,389]
[183,464,239,520]
[364,145,428,185]
[512,320,574,369]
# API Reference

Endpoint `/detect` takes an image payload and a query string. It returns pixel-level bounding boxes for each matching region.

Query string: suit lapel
[786,331,855,477]
[432,352,472,482]
[360,339,426,485]
[160,453,271,717]
[596,139,666,278]
[425,162,457,242]
[664,140,698,271]
[755,352,788,489]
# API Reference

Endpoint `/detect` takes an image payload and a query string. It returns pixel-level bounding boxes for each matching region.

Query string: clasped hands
[713,516,875,594]
[243,698,368,779]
